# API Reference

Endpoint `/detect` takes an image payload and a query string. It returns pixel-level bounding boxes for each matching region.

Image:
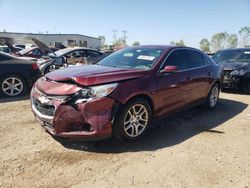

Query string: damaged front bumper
[31,87,116,140]
[223,70,245,89]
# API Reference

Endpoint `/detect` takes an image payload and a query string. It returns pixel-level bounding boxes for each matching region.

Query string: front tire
[205,83,220,109]
[0,75,27,97]
[112,98,152,142]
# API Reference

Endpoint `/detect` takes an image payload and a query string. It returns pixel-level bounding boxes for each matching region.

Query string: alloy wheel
[209,86,219,107]
[2,77,24,96]
[124,104,148,137]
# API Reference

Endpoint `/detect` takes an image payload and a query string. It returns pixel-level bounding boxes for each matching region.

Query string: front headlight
[231,69,247,76]
[74,83,118,104]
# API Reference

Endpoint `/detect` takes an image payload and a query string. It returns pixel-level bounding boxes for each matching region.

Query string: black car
[212,48,250,94]
[0,52,42,97]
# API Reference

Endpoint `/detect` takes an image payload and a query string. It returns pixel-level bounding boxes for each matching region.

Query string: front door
[156,49,192,116]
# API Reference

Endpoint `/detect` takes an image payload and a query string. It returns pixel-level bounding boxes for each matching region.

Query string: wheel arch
[208,79,221,93]
[123,94,154,112]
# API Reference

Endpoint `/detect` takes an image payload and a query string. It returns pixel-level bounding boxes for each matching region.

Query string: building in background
[0,32,101,50]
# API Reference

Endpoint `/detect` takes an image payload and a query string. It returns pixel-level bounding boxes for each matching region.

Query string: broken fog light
[74,83,118,104]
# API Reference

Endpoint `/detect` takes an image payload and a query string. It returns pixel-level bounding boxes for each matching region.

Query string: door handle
[186,77,192,80]
[208,72,212,76]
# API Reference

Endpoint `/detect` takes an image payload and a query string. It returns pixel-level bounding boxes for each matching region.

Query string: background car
[37,47,107,74]
[30,38,107,74]
[0,52,42,97]
[212,48,250,94]
[17,47,49,59]
[31,45,223,142]
[0,45,12,53]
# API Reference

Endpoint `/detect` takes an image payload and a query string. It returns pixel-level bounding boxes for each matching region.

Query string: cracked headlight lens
[74,83,118,103]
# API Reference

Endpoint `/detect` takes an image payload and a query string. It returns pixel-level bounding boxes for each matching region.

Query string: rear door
[187,50,211,101]
[156,49,192,116]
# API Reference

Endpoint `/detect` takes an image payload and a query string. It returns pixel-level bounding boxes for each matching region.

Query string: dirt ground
[0,92,250,188]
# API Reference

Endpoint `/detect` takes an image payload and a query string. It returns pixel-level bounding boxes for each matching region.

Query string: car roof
[53,47,101,56]
[217,48,250,52]
[133,45,203,53]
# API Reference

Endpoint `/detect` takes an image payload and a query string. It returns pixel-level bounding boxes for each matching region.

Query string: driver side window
[162,49,188,71]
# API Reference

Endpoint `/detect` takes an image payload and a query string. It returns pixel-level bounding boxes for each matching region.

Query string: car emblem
[38,96,50,104]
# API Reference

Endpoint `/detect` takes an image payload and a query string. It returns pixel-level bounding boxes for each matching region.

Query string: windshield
[212,50,250,63]
[97,47,165,70]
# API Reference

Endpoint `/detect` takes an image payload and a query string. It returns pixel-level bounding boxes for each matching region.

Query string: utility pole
[122,30,128,46]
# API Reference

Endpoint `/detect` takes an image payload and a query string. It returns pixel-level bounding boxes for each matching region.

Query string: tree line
[200,26,250,53]
[99,26,250,51]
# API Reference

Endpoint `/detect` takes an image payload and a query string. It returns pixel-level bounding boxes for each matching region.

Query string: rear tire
[205,83,220,109]
[112,98,152,142]
[0,75,27,97]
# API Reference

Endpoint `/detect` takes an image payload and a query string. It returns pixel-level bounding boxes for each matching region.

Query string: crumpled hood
[221,61,250,70]
[46,65,146,86]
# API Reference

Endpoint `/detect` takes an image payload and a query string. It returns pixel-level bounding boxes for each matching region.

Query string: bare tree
[210,32,229,52]
[239,26,250,47]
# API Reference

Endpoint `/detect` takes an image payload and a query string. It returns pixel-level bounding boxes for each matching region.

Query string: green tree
[239,26,250,47]
[175,39,185,46]
[210,32,229,52]
[113,38,126,48]
[227,34,238,48]
[132,41,140,46]
[199,38,210,52]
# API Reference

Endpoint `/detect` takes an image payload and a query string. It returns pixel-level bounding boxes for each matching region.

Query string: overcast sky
[0,0,249,47]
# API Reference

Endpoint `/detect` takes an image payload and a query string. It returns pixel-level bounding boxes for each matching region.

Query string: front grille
[33,97,55,116]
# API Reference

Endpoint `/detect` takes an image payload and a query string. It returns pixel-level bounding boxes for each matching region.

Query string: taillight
[31,63,39,70]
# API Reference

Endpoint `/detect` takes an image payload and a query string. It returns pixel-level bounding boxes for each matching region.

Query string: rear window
[188,50,206,68]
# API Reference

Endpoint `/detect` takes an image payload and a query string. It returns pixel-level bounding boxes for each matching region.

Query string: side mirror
[160,65,178,74]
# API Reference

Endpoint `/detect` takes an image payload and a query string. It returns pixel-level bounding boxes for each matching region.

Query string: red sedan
[31,45,223,141]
